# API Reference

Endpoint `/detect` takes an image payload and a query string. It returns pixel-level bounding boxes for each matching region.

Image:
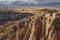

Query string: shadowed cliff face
[0,8,60,40]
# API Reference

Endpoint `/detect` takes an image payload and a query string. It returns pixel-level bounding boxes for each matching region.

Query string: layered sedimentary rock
[0,8,60,40]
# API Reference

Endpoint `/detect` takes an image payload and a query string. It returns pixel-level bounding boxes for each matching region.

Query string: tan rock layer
[0,9,60,40]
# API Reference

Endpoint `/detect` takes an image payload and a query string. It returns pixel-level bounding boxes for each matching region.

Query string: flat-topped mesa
[0,8,60,40]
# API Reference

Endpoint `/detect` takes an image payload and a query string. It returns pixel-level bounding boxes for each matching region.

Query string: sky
[0,0,60,4]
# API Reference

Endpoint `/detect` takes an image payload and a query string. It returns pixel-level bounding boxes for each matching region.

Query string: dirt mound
[0,8,60,40]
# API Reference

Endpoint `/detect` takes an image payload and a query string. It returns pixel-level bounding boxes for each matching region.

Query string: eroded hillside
[0,8,60,40]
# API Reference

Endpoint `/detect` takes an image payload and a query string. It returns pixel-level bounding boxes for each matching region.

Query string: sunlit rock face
[0,8,60,40]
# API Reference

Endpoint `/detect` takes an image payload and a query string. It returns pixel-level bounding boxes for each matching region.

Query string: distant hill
[0,2,60,7]
[40,2,60,7]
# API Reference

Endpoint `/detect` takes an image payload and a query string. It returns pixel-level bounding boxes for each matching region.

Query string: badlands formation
[0,8,60,40]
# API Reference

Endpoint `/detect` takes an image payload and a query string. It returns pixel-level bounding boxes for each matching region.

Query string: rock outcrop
[0,8,60,40]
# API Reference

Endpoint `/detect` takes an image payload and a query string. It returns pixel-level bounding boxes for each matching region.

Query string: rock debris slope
[0,8,60,40]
